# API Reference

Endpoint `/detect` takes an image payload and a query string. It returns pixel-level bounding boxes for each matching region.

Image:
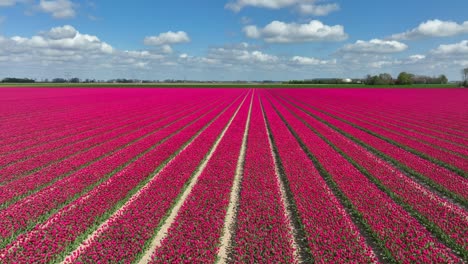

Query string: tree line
[2,68,468,86]
[364,72,448,85]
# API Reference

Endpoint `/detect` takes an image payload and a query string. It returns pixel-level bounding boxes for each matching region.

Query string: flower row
[231,95,296,263]
[0,100,213,243]
[269,93,460,263]
[148,94,251,263]
[0,94,236,263]
[71,93,243,263]
[262,96,376,263]
[280,95,468,252]
[289,96,468,200]
[0,100,213,206]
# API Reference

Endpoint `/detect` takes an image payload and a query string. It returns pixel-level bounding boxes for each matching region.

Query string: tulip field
[0,87,467,263]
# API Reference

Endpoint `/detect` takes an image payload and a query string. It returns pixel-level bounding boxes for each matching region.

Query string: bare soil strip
[137,92,249,264]
[260,96,304,264]
[216,91,254,263]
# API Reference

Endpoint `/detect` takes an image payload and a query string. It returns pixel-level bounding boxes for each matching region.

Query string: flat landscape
[0,87,466,263]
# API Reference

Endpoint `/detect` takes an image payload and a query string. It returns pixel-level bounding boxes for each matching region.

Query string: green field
[0,83,460,88]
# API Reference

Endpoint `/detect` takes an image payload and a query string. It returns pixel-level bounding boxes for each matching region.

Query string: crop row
[68,92,247,263]
[284,95,468,202]
[230,95,296,263]
[0,99,208,182]
[261,96,377,263]
[0,100,219,210]
[273,94,468,256]
[0,88,465,263]
[0,89,224,154]
[265,91,460,263]
[0,97,220,246]
[0,93,147,147]
[0,101,175,165]
[307,102,468,172]
[288,89,468,142]
[148,92,251,263]
[0,93,244,263]
[314,102,468,155]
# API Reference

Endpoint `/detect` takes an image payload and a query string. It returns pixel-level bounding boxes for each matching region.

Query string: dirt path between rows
[216,91,253,263]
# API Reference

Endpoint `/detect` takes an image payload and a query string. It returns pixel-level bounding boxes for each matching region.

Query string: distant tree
[378,73,393,85]
[397,72,414,85]
[52,78,67,83]
[364,73,393,85]
[463,68,468,87]
[364,75,373,85]
[437,74,448,84]
[1,77,35,83]
[69,77,80,83]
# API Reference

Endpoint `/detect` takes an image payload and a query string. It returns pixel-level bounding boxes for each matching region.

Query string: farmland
[0,87,467,263]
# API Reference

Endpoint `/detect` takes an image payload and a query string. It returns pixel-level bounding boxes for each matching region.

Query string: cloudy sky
[0,0,467,81]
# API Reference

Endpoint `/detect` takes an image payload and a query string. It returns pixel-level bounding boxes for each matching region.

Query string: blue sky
[0,0,467,81]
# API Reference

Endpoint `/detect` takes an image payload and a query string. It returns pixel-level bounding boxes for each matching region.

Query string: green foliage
[288,78,352,85]
[438,74,448,84]
[1,77,35,83]
[365,73,393,85]
[463,68,468,87]
[396,72,414,85]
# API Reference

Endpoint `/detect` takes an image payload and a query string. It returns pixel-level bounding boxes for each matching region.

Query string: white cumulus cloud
[298,3,339,16]
[291,55,335,65]
[144,31,190,46]
[0,25,113,60]
[144,31,190,54]
[431,40,468,56]
[226,0,305,12]
[161,44,173,54]
[244,20,347,43]
[226,0,339,16]
[207,43,278,64]
[43,24,77,39]
[408,54,426,61]
[391,19,468,40]
[340,39,408,53]
[38,0,76,19]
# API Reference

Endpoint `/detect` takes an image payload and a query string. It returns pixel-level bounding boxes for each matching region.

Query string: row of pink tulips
[0,94,238,263]
[0,92,144,148]
[269,94,460,263]
[261,94,377,263]
[0,100,216,242]
[0,89,224,154]
[286,95,468,200]
[71,93,244,263]
[0,100,174,164]
[302,89,468,133]
[277,95,468,252]
[0,100,203,181]
[148,94,251,263]
[0,90,116,132]
[311,101,468,153]
[0,100,217,207]
[288,89,468,140]
[308,103,468,171]
[231,96,296,263]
